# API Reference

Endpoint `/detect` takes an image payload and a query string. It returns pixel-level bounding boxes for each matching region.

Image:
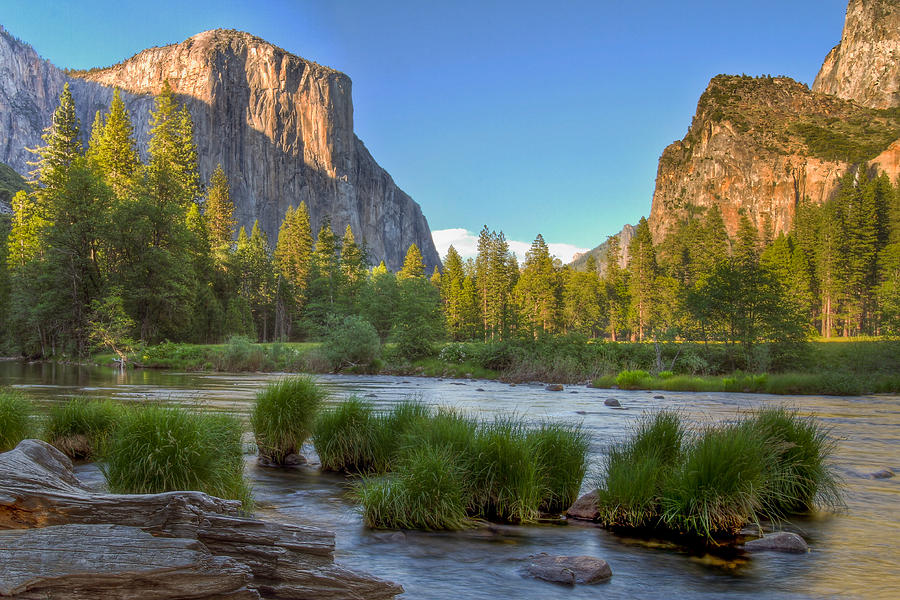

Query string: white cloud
[432,228,589,265]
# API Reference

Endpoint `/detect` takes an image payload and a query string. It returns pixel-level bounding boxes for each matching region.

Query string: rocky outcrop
[813,0,900,109]
[647,75,900,243]
[0,439,402,599]
[569,223,634,272]
[0,26,439,270]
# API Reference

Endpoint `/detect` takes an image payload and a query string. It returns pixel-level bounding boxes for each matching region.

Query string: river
[1,361,897,599]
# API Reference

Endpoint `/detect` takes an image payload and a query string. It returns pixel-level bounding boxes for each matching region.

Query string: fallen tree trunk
[0,440,401,600]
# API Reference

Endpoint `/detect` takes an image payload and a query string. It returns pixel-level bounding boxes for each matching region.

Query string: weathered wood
[0,524,258,599]
[0,440,402,600]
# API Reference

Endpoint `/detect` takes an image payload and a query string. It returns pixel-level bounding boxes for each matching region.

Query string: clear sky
[0,0,849,261]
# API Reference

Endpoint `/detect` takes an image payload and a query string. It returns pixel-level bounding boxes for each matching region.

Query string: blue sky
[1,0,849,261]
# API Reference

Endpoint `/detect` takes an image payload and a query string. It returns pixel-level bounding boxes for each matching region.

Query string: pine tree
[273,202,314,301]
[399,243,425,279]
[204,164,236,251]
[627,217,657,341]
[515,233,560,336]
[440,245,467,339]
[604,235,629,341]
[89,88,140,194]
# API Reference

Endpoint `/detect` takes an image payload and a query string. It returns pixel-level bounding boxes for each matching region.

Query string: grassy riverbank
[86,337,900,396]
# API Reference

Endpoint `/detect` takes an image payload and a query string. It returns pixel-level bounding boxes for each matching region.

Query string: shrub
[470,417,543,523]
[528,422,589,514]
[45,399,127,459]
[103,405,252,507]
[251,376,326,464]
[322,315,380,371]
[216,335,266,372]
[356,444,470,531]
[313,397,379,473]
[616,369,651,389]
[0,389,32,452]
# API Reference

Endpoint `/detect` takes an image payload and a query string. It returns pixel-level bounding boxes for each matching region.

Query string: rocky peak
[813,0,900,109]
[0,26,440,271]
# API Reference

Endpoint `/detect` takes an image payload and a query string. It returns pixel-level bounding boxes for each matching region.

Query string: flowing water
[1,361,898,599]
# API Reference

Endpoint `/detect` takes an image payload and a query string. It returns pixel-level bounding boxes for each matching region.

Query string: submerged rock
[653,395,665,399]
[545,384,564,392]
[870,468,895,479]
[566,491,600,522]
[524,553,612,585]
[604,398,621,407]
[744,532,809,554]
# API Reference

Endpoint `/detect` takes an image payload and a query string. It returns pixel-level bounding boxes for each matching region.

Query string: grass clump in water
[528,422,590,514]
[251,376,325,465]
[0,389,33,452]
[45,399,127,459]
[313,397,379,473]
[103,405,252,508]
[596,410,684,529]
[615,369,651,389]
[356,444,470,531]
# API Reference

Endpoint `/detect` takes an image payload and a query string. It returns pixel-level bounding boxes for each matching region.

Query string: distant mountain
[569,223,634,273]
[0,27,440,270]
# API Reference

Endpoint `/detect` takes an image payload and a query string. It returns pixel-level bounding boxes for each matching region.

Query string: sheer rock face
[647,75,900,244]
[0,27,439,270]
[813,0,900,109]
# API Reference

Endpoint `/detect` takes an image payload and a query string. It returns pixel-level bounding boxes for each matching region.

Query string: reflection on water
[2,361,898,599]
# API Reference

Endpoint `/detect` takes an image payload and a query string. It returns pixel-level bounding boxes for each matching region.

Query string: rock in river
[744,532,809,554]
[604,398,621,407]
[545,384,564,392]
[870,468,895,479]
[566,491,600,522]
[524,553,612,585]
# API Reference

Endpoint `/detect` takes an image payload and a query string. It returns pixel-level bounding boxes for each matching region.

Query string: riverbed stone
[604,398,621,407]
[546,384,564,391]
[870,468,895,479]
[744,532,809,554]
[653,395,665,399]
[566,490,600,521]
[524,553,612,585]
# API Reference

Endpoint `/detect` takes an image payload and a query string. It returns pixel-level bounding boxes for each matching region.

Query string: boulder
[566,491,600,522]
[545,384,564,392]
[870,468,895,479]
[744,531,809,554]
[0,440,402,599]
[604,398,621,407]
[524,553,612,585]
[653,395,665,399]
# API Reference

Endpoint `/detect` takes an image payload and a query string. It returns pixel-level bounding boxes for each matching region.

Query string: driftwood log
[0,440,402,599]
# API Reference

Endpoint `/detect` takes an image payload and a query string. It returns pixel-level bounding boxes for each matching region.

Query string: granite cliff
[0,27,440,270]
[646,0,900,245]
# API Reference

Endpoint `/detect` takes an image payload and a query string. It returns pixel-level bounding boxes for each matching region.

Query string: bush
[45,399,127,459]
[103,405,252,507]
[313,397,379,473]
[322,315,380,371]
[356,444,470,531]
[528,422,589,513]
[251,376,326,464]
[0,389,32,452]
[217,335,265,372]
[616,369,651,389]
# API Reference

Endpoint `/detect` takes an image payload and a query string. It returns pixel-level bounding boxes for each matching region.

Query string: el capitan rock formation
[0,27,439,270]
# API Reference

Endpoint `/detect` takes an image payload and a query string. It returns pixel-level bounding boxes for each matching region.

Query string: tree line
[1,85,898,361]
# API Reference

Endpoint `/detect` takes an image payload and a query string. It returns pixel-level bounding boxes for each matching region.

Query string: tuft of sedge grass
[356,444,470,531]
[615,370,651,390]
[370,400,433,472]
[102,405,253,508]
[740,406,842,513]
[251,376,326,465]
[528,422,590,514]
[0,388,33,452]
[596,410,685,529]
[313,397,379,473]
[469,416,544,524]
[660,423,783,539]
[45,399,128,460]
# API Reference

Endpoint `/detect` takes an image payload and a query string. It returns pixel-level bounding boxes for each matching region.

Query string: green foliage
[616,369,651,389]
[251,376,325,464]
[102,405,252,507]
[528,422,589,513]
[0,389,33,452]
[322,315,380,371]
[595,409,843,540]
[313,397,379,473]
[45,399,127,459]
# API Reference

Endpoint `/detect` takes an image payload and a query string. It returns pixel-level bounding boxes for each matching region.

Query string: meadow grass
[528,422,590,514]
[0,388,32,452]
[251,376,325,465]
[593,370,890,395]
[103,405,252,508]
[45,399,127,459]
[595,408,843,541]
